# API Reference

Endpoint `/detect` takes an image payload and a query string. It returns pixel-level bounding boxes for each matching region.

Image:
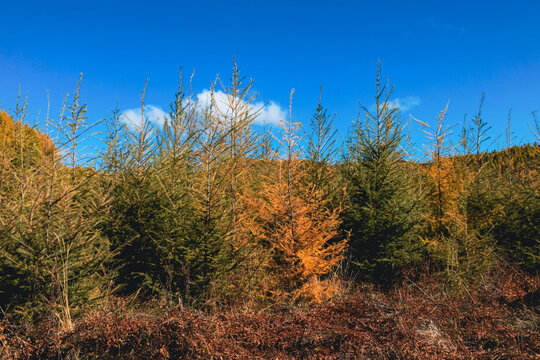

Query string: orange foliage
[417,105,476,272]
[423,156,468,232]
[0,110,54,161]
[239,106,347,303]
[242,176,346,302]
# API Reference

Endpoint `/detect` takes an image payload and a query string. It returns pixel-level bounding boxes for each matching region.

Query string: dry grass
[2,267,538,359]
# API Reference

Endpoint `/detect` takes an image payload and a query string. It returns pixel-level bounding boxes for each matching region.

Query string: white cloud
[196,89,285,126]
[387,96,421,111]
[120,91,285,130]
[370,96,420,112]
[258,102,286,126]
[120,105,168,130]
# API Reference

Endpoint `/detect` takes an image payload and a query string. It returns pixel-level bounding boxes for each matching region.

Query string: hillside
[0,73,539,358]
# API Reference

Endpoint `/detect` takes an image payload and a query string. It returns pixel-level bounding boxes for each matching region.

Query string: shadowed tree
[342,63,423,284]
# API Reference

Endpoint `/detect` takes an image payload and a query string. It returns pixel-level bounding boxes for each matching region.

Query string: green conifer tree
[342,63,423,283]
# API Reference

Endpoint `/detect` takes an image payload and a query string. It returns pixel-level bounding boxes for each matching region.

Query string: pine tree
[187,84,234,305]
[464,94,497,236]
[342,64,423,283]
[0,99,54,317]
[103,80,171,298]
[154,70,199,307]
[305,86,340,207]
[218,60,259,240]
[0,78,111,328]
[491,113,540,272]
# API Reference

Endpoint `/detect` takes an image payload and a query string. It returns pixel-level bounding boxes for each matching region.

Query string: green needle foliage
[304,86,343,214]
[102,80,171,299]
[0,77,111,328]
[341,63,424,284]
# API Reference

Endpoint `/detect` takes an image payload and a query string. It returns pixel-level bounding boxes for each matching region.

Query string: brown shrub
[3,268,538,359]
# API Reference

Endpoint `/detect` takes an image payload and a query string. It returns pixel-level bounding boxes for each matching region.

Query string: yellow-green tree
[0,79,110,328]
[418,102,495,282]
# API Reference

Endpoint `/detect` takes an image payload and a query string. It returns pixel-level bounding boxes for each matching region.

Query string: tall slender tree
[0,77,111,328]
[342,63,423,283]
[103,80,172,298]
[241,90,347,303]
[305,86,340,207]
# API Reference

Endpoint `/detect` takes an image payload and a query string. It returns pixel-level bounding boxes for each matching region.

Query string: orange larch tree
[240,90,347,304]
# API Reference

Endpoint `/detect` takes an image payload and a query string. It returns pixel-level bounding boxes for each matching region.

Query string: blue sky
[1,0,539,154]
